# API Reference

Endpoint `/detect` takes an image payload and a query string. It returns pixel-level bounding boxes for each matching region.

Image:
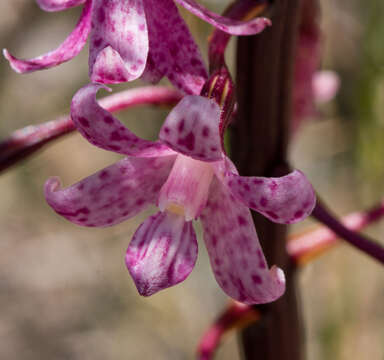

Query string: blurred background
[0,0,384,359]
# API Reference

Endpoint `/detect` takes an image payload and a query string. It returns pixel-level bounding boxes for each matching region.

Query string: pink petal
[45,155,176,227]
[3,0,92,73]
[143,0,207,95]
[200,177,285,304]
[36,0,85,11]
[159,96,223,161]
[89,0,148,83]
[71,83,174,157]
[224,167,316,224]
[174,0,271,35]
[126,211,198,296]
[140,51,165,84]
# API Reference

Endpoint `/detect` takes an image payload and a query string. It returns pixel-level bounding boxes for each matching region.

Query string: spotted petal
[71,83,174,157]
[143,0,207,95]
[36,0,85,11]
[224,168,316,224]
[45,155,176,227]
[200,176,285,304]
[159,96,222,162]
[89,0,148,83]
[126,211,198,296]
[3,0,92,73]
[174,0,271,35]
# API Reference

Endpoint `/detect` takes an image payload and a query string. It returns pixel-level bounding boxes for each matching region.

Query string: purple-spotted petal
[144,0,207,94]
[3,0,91,73]
[140,51,165,84]
[174,0,271,35]
[159,96,222,161]
[36,0,85,11]
[45,155,176,227]
[89,0,148,83]
[126,211,198,296]
[200,177,285,304]
[224,169,316,224]
[71,83,174,157]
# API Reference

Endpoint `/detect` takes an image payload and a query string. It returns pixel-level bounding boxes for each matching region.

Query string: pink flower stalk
[44,83,315,304]
[3,0,270,94]
[292,0,340,134]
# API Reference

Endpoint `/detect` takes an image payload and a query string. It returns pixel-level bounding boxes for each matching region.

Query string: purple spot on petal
[99,170,109,179]
[78,117,89,127]
[294,210,304,219]
[93,38,102,48]
[260,197,268,207]
[178,119,185,133]
[177,131,195,151]
[238,216,247,226]
[110,131,121,141]
[202,126,210,137]
[97,7,106,23]
[259,262,266,269]
[252,274,263,284]
[136,198,145,206]
[211,235,218,247]
[253,179,264,185]
[269,181,278,191]
[104,116,114,124]
[214,258,222,266]
[266,211,279,220]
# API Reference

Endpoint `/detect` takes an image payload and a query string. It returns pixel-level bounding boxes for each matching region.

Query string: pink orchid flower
[45,83,315,304]
[3,0,270,94]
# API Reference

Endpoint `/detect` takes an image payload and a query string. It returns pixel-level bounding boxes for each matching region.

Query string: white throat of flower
[158,154,214,221]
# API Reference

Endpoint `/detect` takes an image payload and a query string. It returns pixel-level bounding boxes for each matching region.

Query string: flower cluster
[4,0,316,304]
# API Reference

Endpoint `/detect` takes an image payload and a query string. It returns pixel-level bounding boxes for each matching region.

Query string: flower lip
[158,154,214,221]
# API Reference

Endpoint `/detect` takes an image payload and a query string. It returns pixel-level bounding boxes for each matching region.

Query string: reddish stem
[310,200,384,265]
[197,302,260,360]
[0,86,181,173]
[288,199,384,264]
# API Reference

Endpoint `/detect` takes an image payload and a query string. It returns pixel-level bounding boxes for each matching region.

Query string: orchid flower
[44,84,315,304]
[4,0,270,94]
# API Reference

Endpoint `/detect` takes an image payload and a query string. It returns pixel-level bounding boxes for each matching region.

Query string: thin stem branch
[311,199,384,264]
[288,199,384,264]
[197,302,260,360]
[0,86,181,173]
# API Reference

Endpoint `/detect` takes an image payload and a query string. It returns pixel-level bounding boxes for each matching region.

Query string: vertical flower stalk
[233,0,304,358]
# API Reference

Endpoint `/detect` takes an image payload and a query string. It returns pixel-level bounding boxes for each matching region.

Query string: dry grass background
[0,1,383,359]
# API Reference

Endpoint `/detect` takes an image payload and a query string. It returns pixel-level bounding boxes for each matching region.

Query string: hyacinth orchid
[45,83,315,304]
[3,0,270,94]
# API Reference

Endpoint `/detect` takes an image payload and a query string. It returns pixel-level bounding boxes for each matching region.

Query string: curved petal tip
[44,176,62,194]
[126,211,198,297]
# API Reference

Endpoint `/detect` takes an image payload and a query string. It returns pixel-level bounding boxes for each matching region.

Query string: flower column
[232,0,304,359]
